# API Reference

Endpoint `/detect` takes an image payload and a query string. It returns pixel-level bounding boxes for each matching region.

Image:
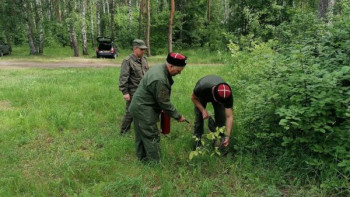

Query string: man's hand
[178,115,186,122]
[202,110,210,119]
[222,137,230,147]
[123,93,131,101]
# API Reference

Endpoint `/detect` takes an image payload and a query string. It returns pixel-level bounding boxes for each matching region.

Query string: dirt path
[0,60,223,69]
[0,60,118,69]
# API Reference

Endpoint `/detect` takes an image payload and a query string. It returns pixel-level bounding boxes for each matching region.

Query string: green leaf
[189,151,195,160]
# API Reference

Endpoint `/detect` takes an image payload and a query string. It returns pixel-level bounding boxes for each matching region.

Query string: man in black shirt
[191,75,234,148]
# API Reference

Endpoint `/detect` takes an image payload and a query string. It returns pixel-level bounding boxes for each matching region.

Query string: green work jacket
[119,54,149,95]
[129,63,181,123]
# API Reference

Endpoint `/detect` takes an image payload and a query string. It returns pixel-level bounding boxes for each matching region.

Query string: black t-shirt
[193,75,233,108]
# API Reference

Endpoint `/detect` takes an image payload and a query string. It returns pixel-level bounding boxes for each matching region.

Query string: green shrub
[228,9,350,193]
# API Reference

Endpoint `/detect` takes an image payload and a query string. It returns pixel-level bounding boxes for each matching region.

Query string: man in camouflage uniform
[119,39,149,134]
[129,53,187,162]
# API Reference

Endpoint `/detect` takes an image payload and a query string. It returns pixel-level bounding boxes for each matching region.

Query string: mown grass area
[0,65,329,196]
[0,46,228,65]
[0,45,128,63]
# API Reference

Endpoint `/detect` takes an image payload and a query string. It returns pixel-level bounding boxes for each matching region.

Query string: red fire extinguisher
[161,111,171,134]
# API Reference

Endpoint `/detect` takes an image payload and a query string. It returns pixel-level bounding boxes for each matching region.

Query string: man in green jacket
[119,39,149,134]
[129,53,187,162]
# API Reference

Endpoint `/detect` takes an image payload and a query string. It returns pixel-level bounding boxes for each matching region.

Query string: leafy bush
[228,10,350,192]
[189,126,226,160]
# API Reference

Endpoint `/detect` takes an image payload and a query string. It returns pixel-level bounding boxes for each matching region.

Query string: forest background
[0,0,349,196]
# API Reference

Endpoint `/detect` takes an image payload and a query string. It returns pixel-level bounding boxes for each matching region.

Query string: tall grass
[0,66,328,196]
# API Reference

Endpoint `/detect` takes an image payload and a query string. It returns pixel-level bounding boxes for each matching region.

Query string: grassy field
[0,46,330,196]
[0,64,329,196]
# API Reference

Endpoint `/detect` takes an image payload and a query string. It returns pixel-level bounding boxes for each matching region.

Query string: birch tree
[97,0,101,36]
[168,0,174,53]
[54,0,62,22]
[138,0,145,39]
[146,0,151,56]
[90,0,95,47]
[110,0,115,41]
[67,1,79,56]
[82,0,89,55]
[23,0,37,55]
[35,0,44,54]
[318,0,335,18]
[128,0,132,34]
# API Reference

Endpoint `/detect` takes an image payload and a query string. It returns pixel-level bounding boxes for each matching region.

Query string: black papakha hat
[213,83,232,103]
[166,52,187,67]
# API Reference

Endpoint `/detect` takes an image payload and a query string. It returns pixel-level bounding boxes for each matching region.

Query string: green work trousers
[133,117,161,162]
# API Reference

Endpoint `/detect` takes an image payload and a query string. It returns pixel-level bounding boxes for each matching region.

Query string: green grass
[0,66,328,196]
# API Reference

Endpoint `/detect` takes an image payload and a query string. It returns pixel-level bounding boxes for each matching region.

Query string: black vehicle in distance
[96,36,118,59]
[0,40,11,57]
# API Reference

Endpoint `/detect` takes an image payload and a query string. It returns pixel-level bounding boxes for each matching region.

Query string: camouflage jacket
[119,54,149,95]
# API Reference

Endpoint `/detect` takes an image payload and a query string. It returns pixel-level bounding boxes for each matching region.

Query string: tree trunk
[35,0,44,55]
[110,0,115,41]
[90,0,95,47]
[207,0,211,48]
[102,0,106,13]
[26,23,37,55]
[328,0,335,17]
[168,0,174,53]
[223,0,228,23]
[318,0,327,18]
[128,0,132,34]
[146,0,151,57]
[106,0,110,14]
[70,25,80,57]
[67,1,80,57]
[47,0,52,21]
[97,0,101,36]
[24,0,37,55]
[318,0,335,18]
[58,0,62,22]
[82,0,89,55]
[54,0,62,22]
[138,0,144,39]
